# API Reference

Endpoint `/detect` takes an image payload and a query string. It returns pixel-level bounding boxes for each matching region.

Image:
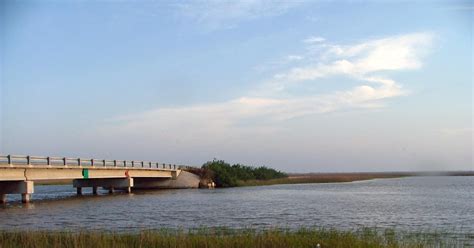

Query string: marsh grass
[0,228,467,248]
[235,173,412,187]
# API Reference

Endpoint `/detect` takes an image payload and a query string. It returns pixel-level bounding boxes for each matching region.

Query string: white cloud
[100,32,433,150]
[303,36,325,43]
[278,33,434,82]
[439,127,473,136]
[175,0,305,30]
[265,33,432,112]
[286,55,304,61]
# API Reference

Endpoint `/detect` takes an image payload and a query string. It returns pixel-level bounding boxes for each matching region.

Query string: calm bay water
[0,176,472,236]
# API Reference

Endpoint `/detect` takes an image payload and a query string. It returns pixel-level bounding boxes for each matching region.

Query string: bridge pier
[0,181,34,203]
[133,171,200,189]
[73,178,134,195]
[21,193,31,203]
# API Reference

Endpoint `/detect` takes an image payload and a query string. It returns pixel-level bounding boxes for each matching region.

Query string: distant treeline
[202,160,287,187]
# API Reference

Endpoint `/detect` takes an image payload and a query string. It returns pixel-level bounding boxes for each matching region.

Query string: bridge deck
[0,155,182,181]
[0,155,196,203]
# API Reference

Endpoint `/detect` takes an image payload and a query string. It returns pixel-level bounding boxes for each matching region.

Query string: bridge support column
[21,193,31,203]
[76,187,83,195]
[0,181,34,204]
[73,178,133,195]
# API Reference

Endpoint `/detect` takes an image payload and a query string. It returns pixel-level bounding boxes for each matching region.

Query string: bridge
[0,155,201,203]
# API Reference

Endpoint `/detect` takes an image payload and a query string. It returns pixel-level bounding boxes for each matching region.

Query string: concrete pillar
[21,193,30,203]
[76,187,82,195]
[73,178,133,194]
[133,171,200,189]
[92,186,98,195]
[0,181,34,204]
[0,194,6,204]
[171,170,179,179]
[126,187,131,194]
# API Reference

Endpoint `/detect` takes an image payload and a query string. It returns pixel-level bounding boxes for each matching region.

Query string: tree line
[201,160,288,187]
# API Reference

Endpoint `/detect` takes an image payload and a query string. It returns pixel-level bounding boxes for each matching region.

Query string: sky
[1,0,472,172]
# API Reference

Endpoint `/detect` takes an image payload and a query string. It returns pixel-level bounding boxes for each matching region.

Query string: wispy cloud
[277,33,433,82]
[100,32,434,147]
[266,32,433,112]
[175,0,306,30]
[440,2,474,11]
[303,36,325,43]
[439,127,473,136]
[286,55,304,61]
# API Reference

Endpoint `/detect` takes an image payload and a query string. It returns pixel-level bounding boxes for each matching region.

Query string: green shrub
[202,160,287,187]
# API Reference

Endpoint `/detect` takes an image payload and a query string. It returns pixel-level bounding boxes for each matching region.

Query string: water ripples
[0,176,472,237]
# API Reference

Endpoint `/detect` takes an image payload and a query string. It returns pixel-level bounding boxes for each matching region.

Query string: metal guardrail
[0,154,197,170]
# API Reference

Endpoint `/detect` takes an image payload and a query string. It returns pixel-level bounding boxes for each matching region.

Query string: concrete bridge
[0,155,201,203]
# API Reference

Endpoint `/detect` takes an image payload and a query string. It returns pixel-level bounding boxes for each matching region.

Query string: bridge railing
[178,165,200,171]
[0,154,196,170]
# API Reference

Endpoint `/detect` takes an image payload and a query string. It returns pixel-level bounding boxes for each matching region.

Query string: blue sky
[1,0,472,172]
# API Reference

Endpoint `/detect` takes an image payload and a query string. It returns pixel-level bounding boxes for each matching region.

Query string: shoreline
[234,171,474,187]
[236,173,407,187]
[35,171,474,187]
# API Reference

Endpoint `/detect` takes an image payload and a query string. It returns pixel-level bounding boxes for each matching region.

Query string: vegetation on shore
[236,172,414,187]
[194,160,419,187]
[201,160,287,187]
[0,228,465,248]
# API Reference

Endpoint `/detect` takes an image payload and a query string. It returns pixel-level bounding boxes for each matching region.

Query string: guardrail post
[103,159,106,167]
[141,161,144,167]
[169,164,171,169]
[26,156,31,166]
[47,157,51,166]
[162,163,165,169]
[7,155,11,165]
[132,161,134,167]
[149,162,152,168]
[174,164,176,169]
[78,158,81,166]
[156,162,159,168]
[123,160,126,167]
[114,160,117,167]
[63,157,67,166]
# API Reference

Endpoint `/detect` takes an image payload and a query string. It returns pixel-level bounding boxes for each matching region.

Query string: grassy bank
[0,228,466,248]
[235,173,412,187]
[236,171,474,187]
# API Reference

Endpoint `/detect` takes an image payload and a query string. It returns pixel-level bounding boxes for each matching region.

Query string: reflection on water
[0,176,472,237]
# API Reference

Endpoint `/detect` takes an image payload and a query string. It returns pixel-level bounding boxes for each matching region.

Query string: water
[0,176,472,237]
